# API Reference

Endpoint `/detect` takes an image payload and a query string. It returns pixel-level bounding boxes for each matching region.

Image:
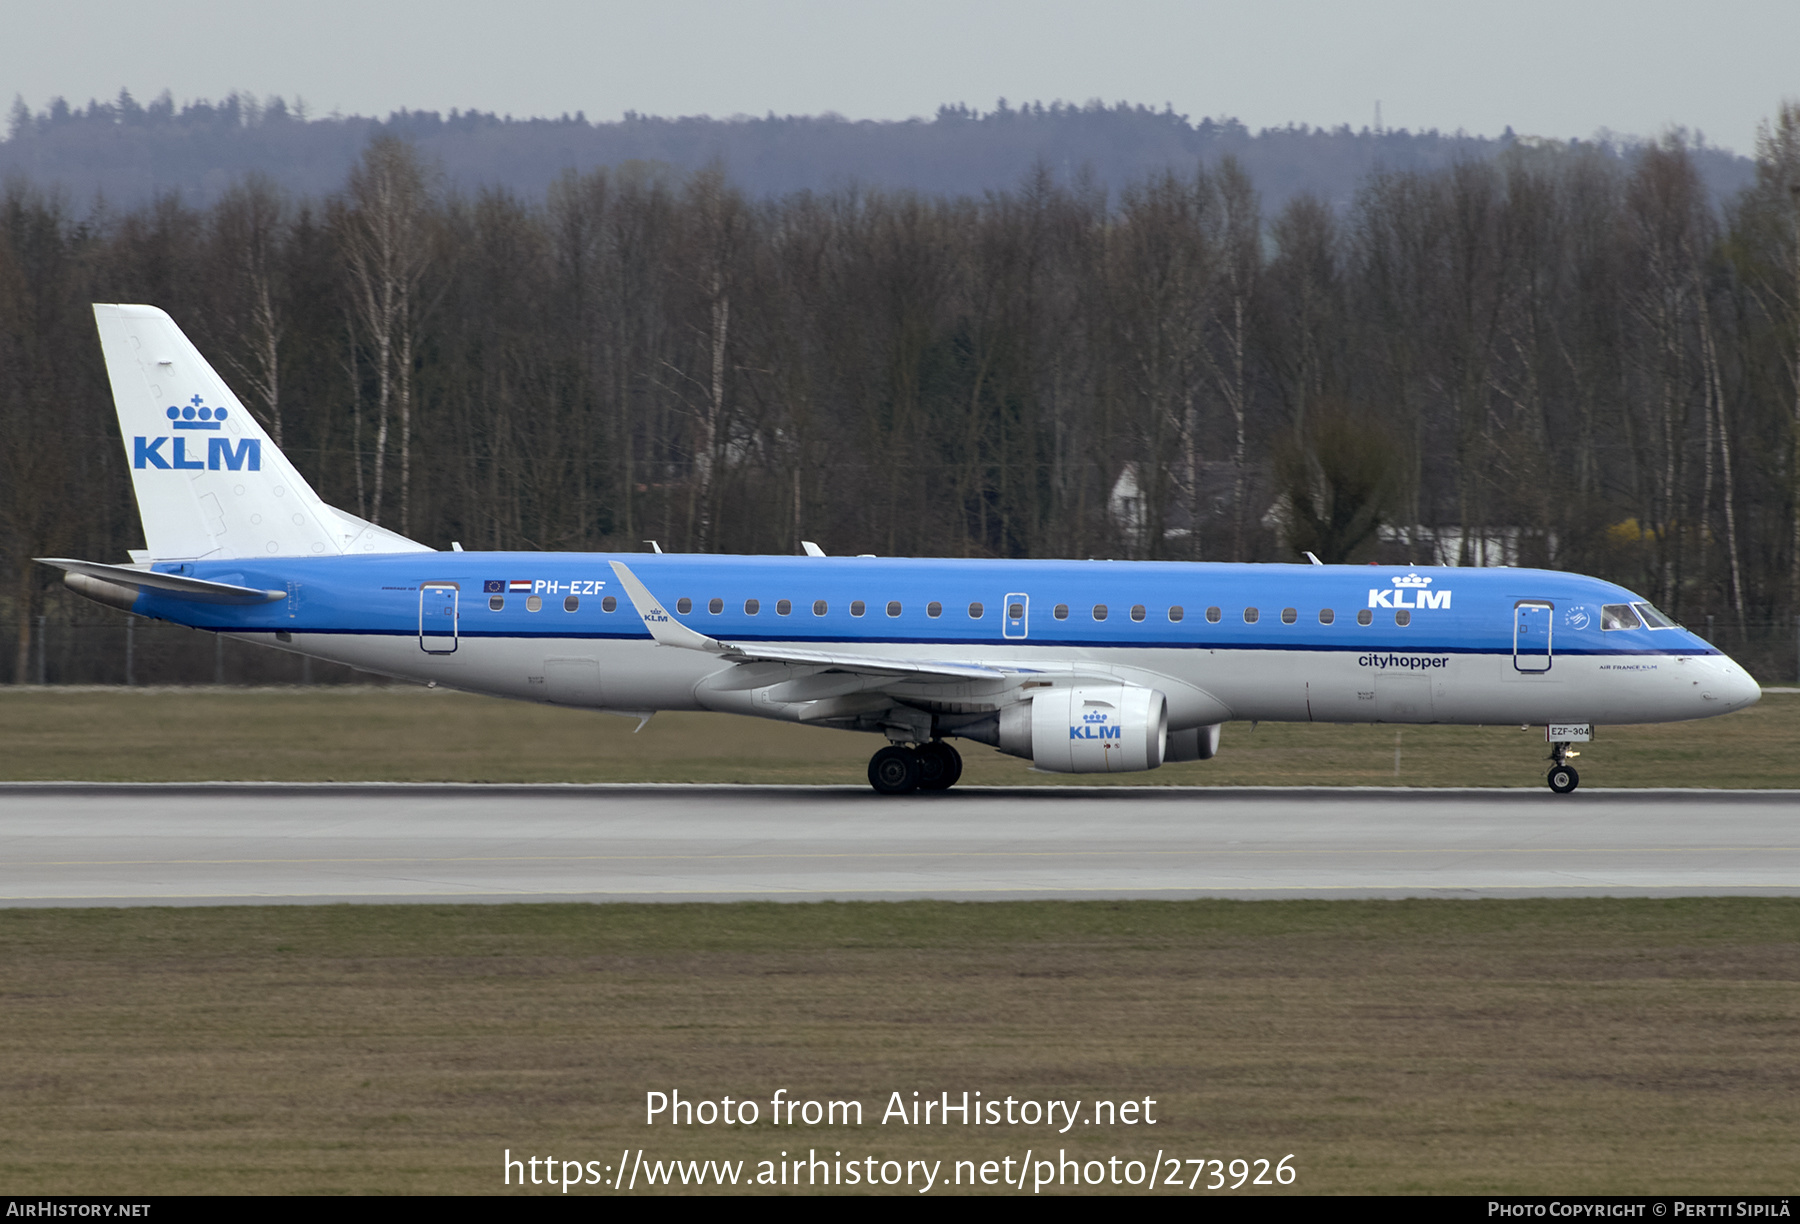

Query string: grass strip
[0,898,1795,1194]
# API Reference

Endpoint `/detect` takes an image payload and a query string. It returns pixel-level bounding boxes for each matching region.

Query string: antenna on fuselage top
[1303,551,1323,566]
[643,540,663,554]
[801,540,826,557]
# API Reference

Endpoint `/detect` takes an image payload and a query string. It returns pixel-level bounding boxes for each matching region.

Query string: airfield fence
[3,612,1798,688]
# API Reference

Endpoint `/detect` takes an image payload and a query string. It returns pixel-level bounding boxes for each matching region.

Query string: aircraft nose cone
[1731,667,1762,709]
[1706,658,1761,710]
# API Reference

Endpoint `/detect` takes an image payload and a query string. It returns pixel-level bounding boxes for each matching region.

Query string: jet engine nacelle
[1164,723,1221,762]
[985,684,1168,773]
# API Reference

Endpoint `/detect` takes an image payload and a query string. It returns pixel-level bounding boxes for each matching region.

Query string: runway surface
[1,783,1796,905]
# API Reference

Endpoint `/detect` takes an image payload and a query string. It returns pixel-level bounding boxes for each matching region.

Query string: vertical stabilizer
[93,304,430,561]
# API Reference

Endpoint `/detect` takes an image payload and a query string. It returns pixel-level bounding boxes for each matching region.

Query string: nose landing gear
[867,740,963,794]
[1546,740,1581,794]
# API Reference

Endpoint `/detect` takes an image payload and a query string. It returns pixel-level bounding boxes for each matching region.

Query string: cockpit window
[1601,604,1642,631]
[1632,601,1678,629]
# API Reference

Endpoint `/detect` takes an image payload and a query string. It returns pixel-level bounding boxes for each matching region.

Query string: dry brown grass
[0,686,1794,787]
[0,900,1796,1194]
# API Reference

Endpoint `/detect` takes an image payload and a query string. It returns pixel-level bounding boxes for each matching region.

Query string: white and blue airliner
[42,305,1763,793]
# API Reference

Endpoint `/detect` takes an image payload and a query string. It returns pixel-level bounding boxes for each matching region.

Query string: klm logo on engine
[133,397,259,471]
[1368,572,1452,610]
[1071,709,1121,740]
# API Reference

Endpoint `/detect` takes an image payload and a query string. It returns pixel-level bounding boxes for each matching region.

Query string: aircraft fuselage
[126,552,1759,731]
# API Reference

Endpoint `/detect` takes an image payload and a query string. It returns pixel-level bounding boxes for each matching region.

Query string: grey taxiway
[1,784,1795,905]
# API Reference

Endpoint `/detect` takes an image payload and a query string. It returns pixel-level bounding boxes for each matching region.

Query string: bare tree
[1109,169,1214,557]
[1748,104,1800,610]
[1622,138,1710,610]
[1262,193,1341,437]
[0,187,79,680]
[1203,156,1259,560]
[210,174,288,443]
[666,167,747,552]
[1693,259,1746,623]
[1349,170,1440,550]
[337,136,433,533]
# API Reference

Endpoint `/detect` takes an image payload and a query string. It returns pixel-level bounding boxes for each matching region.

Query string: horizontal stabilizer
[37,558,285,605]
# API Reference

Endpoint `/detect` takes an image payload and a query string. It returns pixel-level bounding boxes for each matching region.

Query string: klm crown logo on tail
[169,395,225,430]
[133,395,260,472]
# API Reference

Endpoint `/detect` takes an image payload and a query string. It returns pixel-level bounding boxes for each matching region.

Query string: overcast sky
[10,0,1797,155]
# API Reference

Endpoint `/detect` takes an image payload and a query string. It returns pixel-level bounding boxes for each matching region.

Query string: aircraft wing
[608,560,1020,683]
[708,643,1010,681]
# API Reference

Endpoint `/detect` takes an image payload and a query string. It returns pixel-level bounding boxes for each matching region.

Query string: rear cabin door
[1513,600,1552,673]
[420,583,459,654]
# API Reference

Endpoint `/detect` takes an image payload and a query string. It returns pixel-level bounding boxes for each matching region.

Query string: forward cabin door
[1513,600,1552,673]
[420,583,459,654]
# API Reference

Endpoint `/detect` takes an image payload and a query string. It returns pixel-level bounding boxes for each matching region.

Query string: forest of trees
[2,103,1799,684]
[1,90,1756,215]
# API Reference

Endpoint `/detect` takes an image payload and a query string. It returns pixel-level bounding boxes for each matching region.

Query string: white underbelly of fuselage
[240,631,1743,729]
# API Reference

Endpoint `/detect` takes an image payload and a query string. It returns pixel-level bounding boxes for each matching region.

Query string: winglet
[608,561,723,652]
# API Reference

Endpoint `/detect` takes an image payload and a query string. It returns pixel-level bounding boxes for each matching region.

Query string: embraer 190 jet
[41,306,1762,793]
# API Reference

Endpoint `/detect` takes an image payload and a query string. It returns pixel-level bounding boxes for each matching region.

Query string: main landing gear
[868,740,963,795]
[1546,740,1580,795]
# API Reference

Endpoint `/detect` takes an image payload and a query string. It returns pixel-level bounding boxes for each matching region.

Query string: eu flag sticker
[483,580,504,593]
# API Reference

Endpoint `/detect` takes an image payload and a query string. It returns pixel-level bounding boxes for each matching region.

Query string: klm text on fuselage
[1367,587,1451,609]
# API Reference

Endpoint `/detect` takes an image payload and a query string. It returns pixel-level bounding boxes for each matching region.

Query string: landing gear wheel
[868,745,922,795]
[1547,765,1579,795]
[915,741,963,791]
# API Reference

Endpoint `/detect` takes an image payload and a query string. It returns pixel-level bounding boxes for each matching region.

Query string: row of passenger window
[1048,604,1383,625]
[486,594,993,617]
[489,593,618,613]
[484,592,1415,627]
[668,597,984,618]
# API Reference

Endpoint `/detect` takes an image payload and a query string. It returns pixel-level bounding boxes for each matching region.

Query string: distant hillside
[1,90,1757,210]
